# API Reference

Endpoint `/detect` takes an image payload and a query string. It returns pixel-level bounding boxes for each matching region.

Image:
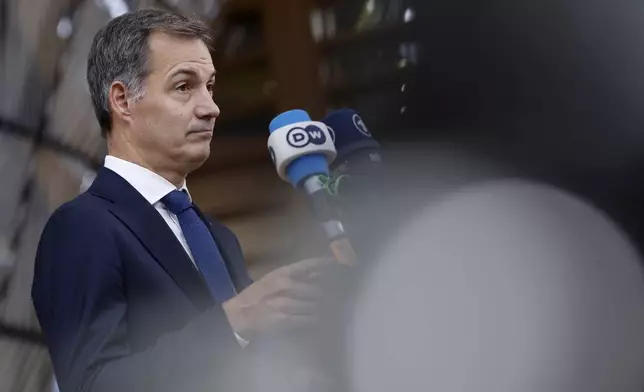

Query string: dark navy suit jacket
[32,167,253,392]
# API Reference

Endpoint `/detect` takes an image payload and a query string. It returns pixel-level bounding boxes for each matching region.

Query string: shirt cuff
[235,332,249,348]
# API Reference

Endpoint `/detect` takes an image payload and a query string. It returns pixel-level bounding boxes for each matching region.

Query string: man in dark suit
[32,9,328,392]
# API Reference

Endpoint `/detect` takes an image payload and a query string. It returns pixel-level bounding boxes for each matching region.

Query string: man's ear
[108,81,131,126]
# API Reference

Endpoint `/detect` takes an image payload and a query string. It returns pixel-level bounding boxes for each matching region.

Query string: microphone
[321,109,385,260]
[323,108,382,179]
[267,109,356,266]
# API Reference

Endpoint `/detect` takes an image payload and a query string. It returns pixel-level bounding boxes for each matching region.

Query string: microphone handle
[301,175,356,266]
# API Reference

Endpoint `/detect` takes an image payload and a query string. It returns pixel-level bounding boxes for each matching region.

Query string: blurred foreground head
[349,180,644,391]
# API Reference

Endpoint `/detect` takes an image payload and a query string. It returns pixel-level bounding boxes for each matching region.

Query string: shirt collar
[104,155,191,205]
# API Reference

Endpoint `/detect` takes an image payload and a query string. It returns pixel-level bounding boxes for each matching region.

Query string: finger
[288,282,325,301]
[264,308,317,332]
[283,303,318,317]
[275,313,318,328]
[273,297,319,316]
[287,257,334,279]
[261,313,317,336]
[298,270,324,283]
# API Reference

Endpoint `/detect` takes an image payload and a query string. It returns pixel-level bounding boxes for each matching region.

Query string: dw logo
[352,114,371,137]
[287,125,327,148]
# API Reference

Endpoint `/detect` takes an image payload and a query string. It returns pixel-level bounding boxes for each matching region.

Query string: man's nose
[195,89,220,120]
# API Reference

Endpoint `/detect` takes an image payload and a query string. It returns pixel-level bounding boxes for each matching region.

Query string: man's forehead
[147,32,214,75]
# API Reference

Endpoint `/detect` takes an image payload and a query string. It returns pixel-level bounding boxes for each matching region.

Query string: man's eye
[176,83,190,92]
[207,84,214,96]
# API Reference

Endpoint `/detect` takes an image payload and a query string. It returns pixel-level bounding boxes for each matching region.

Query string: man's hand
[222,257,333,341]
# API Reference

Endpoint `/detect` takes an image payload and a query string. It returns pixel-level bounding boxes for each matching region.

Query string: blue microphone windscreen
[322,109,379,158]
[268,110,329,187]
[269,109,310,133]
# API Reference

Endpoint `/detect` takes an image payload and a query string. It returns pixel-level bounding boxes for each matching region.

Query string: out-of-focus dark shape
[405,1,644,251]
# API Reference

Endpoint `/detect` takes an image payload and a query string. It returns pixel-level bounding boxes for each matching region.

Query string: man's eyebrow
[169,68,216,80]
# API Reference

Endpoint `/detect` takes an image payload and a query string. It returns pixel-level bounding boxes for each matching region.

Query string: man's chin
[184,147,211,172]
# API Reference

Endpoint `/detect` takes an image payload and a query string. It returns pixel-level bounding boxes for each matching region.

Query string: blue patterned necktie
[162,190,236,303]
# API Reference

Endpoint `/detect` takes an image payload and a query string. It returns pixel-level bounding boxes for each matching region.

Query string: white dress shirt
[103,155,248,346]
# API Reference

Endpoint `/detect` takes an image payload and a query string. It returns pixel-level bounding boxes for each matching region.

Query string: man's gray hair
[87,8,211,136]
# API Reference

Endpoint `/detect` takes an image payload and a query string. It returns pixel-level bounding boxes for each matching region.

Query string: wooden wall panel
[198,136,270,173]
[189,161,291,218]
[262,0,325,117]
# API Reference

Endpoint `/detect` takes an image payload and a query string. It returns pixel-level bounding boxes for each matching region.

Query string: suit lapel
[89,168,214,310]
